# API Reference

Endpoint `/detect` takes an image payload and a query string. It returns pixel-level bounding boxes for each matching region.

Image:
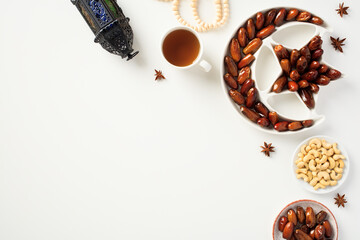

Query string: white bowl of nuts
[292,136,349,194]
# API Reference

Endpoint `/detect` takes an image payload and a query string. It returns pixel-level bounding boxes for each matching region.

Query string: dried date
[246,87,258,108]
[283,222,294,239]
[300,46,311,63]
[296,56,308,73]
[314,225,325,240]
[299,88,315,109]
[302,70,318,81]
[237,27,248,48]
[257,117,270,127]
[288,81,299,91]
[254,102,269,117]
[225,56,238,76]
[223,73,238,89]
[278,216,288,232]
[298,80,309,88]
[309,83,320,93]
[238,54,255,68]
[286,9,299,20]
[255,12,265,30]
[230,38,241,62]
[243,38,262,55]
[322,220,332,238]
[316,211,327,224]
[290,49,301,67]
[287,209,298,226]
[302,120,314,127]
[288,121,303,131]
[297,207,305,224]
[327,69,341,80]
[247,18,256,40]
[315,75,330,85]
[240,78,254,96]
[272,76,288,93]
[274,45,289,59]
[310,16,323,25]
[318,64,329,74]
[237,67,251,85]
[229,89,245,105]
[274,8,286,26]
[312,49,323,60]
[294,229,312,240]
[290,70,300,81]
[300,225,310,234]
[240,106,260,122]
[281,59,291,75]
[256,25,275,39]
[309,61,320,70]
[269,112,279,125]
[305,207,316,228]
[265,9,277,26]
[308,36,322,51]
[274,121,289,132]
[296,11,311,21]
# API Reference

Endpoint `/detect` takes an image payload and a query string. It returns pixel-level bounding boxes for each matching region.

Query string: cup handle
[198,59,212,72]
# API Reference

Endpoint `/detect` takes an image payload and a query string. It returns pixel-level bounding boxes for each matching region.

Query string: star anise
[330,37,346,52]
[261,142,275,157]
[336,2,349,17]
[334,193,347,208]
[154,69,165,81]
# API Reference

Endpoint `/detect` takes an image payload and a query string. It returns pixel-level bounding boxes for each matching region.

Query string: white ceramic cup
[161,26,212,72]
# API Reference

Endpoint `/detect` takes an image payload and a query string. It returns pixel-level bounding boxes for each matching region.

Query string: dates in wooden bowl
[273,200,338,240]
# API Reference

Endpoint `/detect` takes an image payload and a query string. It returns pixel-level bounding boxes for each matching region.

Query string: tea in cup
[161,27,211,72]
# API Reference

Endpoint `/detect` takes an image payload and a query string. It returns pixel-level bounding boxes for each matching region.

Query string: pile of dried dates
[272,36,341,108]
[223,8,342,132]
[278,206,333,240]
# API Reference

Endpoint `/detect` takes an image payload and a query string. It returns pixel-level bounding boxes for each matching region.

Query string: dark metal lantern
[71,0,139,60]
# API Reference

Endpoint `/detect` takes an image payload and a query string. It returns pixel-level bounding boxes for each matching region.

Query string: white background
[0,0,359,239]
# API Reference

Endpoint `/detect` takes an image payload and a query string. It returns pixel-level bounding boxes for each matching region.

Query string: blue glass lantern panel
[88,0,112,27]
